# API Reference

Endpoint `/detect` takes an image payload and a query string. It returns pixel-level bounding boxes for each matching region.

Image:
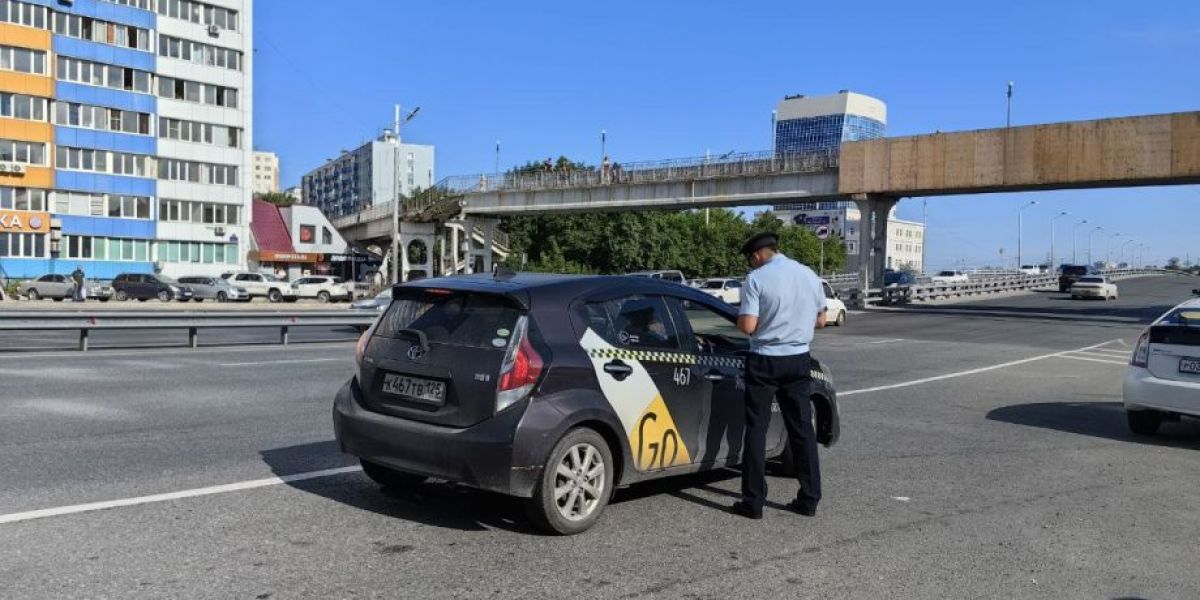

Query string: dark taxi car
[334,272,840,534]
[111,273,195,302]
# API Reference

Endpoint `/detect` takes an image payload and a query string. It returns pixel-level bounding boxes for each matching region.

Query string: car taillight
[355,327,371,363]
[1131,330,1150,367]
[496,317,542,413]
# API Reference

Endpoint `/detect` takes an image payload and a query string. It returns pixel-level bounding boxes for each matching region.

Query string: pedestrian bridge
[332,110,1200,285]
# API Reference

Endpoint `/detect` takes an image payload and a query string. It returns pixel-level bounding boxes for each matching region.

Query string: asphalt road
[1,275,1197,599]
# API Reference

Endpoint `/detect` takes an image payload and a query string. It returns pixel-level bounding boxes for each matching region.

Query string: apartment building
[0,0,252,280]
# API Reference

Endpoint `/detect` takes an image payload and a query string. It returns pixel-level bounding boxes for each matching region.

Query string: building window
[157,159,238,186]
[0,187,46,211]
[55,102,152,135]
[55,57,153,94]
[158,117,241,147]
[55,147,151,176]
[52,13,151,52]
[0,139,46,166]
[158,0,239,32]
[0,1,49,29]
[298,225,315,244]
[157,240,237,264]
[0,232,45,258]
[99,0,154,10]
[63,235,147,261]
[321,227,332,245]
[157,199,240,225]
[0,45,47,76]
[157,76,238,108]
[158,34,242,71]
[0,93,47,122]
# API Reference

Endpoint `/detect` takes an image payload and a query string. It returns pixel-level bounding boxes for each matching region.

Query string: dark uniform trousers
[741,352,821,512]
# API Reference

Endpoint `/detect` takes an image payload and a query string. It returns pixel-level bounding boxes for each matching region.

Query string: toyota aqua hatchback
[334,272,840,534]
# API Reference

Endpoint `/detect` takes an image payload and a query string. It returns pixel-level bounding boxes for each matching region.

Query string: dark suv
[1058,265,1090,292]
[334,273,840,534]
[112,273,195,302]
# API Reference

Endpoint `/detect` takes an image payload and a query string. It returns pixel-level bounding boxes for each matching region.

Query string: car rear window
[1078,277,1104,283]
[703,281,725,289]
[376,289,522,348]
[1062,266,1088,276]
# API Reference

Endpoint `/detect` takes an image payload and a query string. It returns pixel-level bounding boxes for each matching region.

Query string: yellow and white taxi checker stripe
[586,347,744,370]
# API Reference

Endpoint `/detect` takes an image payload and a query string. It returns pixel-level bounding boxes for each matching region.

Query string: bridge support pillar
[398,221,436,282]
[853,194,900,291]
[466,218,500,274]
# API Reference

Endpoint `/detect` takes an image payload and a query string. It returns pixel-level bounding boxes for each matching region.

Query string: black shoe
[787,499,817,516]
[730,501,763,520]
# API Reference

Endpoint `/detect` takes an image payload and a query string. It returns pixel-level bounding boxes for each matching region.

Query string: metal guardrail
[0,311,379,351]
[846,268,1175,307]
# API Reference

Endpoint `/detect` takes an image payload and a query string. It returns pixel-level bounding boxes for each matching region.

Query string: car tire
[1127,409,1164,436]
[194,298,204,303]
[317,291,331,303]
[834,310,846,326]
[115,290,128,302]
[52,297,62,302]
[526,427,614,535]
[137,298,148,302]
[268,289,282,303]
[26,289,39,301]
[360,459,427,489]
[157,290,172,303]
[216,292,228,303]
[98,298,109,303]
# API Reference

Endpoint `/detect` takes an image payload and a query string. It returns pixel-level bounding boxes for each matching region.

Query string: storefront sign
[0,210,49,233]
[251,250,323,263]
[328,253,380,264]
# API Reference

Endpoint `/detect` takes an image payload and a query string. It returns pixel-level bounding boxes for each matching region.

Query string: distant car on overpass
[1058,265,1091,292]
[930,270,968,284]
[1124,293,1200,435]
[1070,276,1119,300]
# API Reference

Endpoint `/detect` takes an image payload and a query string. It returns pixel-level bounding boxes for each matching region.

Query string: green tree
[255,192,293,207]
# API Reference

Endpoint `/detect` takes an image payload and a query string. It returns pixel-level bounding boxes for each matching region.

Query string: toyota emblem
[407,345,425,361]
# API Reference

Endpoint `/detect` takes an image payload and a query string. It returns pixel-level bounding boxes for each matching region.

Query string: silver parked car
[20,274,75,301]
[349,287,392,312]
[176,276,251,302]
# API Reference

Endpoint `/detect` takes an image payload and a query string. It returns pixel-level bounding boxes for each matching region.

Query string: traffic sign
[815,225,831,240]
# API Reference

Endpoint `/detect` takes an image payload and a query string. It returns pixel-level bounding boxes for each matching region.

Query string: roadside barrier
[0,310,378,351]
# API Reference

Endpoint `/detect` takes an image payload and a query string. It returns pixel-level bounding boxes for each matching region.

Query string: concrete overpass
[333,110,1200,285]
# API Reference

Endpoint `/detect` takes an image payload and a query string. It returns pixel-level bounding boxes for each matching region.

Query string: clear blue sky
[252,0,1199,270]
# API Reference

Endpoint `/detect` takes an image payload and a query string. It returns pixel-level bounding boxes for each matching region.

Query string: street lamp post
[1120,239,1136,266]
[1050,211,1069,272]
[1018,200,1038,271]
[600,130,606,162]
[390,104,420,284]
[494,140,500,174]
[1087,226,1103,266]
[1072,219,1088,264]
[1106,233,1122,267]
[1006,81,1014,128]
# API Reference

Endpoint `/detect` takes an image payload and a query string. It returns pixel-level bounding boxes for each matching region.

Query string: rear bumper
[333,378,548,497]
[1123,367,1200,418]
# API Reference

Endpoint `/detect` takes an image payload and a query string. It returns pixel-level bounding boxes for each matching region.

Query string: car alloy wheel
[158,290,172,302]
[527,428,614,535]
[26,289,39,301]
[268,289,282,303]
[115,290,128,302]
[216,292,228,303]
[317,291,331,303]
[835,310,846,326]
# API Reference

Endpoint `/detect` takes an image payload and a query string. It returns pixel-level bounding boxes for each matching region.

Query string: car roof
[399,272,722,310]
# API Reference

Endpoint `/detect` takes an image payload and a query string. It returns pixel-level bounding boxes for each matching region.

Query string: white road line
[0,341,354,361]
[219,357,347,367]
[1056,355,1128,366]
[0,466,362,526]
[865,338,906,345]
[840,339,1120,397]
[1092,348,1130,356]
[1069,350,1130,361]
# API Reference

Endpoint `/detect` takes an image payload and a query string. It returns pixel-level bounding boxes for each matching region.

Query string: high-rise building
[252,150,278,194]
[0,0,253,281]
[773,90,886,154]
[301,131,434,219]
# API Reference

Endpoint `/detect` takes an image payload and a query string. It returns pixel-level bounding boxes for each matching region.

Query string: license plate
[381,373,446,404]
[1180,357,1200,375]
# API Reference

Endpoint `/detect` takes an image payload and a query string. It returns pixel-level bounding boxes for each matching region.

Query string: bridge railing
[436,149,840,195]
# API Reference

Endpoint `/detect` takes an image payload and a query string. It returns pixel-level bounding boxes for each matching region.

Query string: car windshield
[157,276,180,285]
[1062,266,1088,276]
[376,289,521,348]
[937,271,956,277]
[1161,308,1200,326]
[703,281,726,289]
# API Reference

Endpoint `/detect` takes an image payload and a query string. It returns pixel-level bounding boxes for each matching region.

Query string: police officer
[731,232,827,520]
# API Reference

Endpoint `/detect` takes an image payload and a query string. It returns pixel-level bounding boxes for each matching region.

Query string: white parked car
[1123,294,1200,435]
[220,271,298,303]
[1070,276,1118,300]
[627,270,687,284]
[822,279,847,326]
[930,270,969,284]
[700,278,743,304]
[292,276,354,303]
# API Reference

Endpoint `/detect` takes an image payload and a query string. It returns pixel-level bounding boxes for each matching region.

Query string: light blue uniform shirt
[738,252,827,356]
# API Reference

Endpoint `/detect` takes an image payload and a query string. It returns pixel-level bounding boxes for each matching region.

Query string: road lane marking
[0,466,363,526]
[840,339,1121,397]
[865,338,906,345]
[219,358,347,367]
[1092,348,1130,355]
[1057,355,1128,366]
[0,341,354,361]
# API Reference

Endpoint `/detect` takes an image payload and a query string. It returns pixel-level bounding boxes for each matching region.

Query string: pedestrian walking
[602,155,611,183]
[70,265,86,302]
[730,232,827,520]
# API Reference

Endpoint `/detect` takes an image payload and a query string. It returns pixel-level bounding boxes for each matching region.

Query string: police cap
[740,232,779,256]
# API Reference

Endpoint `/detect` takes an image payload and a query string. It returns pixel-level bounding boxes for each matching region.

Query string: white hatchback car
[700,278,742,305]
[821,279,848,326]
[1123,293,1200,435]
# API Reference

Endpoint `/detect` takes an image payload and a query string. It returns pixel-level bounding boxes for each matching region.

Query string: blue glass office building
[773,90,887,154]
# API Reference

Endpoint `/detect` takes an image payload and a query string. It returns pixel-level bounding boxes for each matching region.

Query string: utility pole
[921,198,928,275]
[389,104,421,284]
[600,129,606,162]
[494,140,500,174]
[1050,211,1068,272]
[1072,219,1088,264]
[1006,81,1013,129]
[1088,226,1102,266]
[1018,200,1037,271]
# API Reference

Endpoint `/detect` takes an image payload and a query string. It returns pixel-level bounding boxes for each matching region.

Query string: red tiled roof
[250,199,296,253]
